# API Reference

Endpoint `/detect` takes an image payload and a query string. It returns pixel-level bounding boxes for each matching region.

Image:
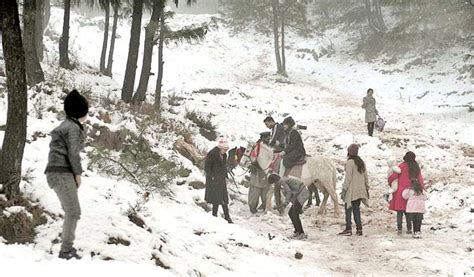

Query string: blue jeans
[345,199,362,230]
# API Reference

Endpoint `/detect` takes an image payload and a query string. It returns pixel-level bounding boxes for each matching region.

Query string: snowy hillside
[0,5,473,277]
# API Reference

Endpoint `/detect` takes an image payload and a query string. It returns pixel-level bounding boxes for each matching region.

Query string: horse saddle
[284,164,304,178]
[295,158,307,165]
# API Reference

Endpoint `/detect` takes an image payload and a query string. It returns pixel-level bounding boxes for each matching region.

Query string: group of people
[45,88,427,260]
[204,88,427,241]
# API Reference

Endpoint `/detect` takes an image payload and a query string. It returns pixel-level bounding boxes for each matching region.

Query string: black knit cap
[282,116,295,128]
[403,151,416,162]
[64,89,89,119]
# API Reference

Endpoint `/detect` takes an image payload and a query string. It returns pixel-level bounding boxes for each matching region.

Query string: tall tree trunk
[100,0,110,73]
[105,1,119,77]
[374,0,387,32]
[132,0,162,104]
[24,0,45,86]
[365,0,387,33]
[0,0,28,200]
[121,0,144,103]
[154,5,165,111]
[59,0,72,69]
[43,0,51,32]
[35,0,44,61]
[280,11,287,77]
[271,0,282,74]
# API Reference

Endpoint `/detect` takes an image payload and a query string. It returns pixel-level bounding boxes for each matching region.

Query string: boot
[338,229,352,236]
[58,248,81,260]
[356,228,363,236]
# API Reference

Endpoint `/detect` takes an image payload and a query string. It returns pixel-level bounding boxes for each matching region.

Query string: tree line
[0,0,205,200]
[221,0,473,75]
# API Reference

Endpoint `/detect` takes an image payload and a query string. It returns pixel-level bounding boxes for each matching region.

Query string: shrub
[185,110,217,141]
[89,127,183,194]
[193,88,230,95]
[0,195,47,244]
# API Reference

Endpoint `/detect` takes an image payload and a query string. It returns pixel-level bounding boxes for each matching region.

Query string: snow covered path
[180,73,473,276]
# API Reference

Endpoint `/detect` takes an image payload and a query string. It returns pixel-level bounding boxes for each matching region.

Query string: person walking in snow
[402,178,428,239]
[268,174,309,239]
[45,89,88,260]
[361,88,379,137]
[338,144,370,236]
[388,151,425,235]
[204,136,233,223]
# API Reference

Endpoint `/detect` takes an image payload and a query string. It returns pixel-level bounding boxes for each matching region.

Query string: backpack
[375,116,385,132]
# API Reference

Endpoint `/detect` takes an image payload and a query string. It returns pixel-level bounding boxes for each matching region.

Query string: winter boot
[58,248,81,260]
[338,229,352,236]
[356,228,363,236]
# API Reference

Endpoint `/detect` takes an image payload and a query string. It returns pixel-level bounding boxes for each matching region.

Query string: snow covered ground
[0,6,473,276]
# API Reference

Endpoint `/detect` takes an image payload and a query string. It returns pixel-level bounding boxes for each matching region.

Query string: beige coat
[342,159,370,208]
[362,96,377,123]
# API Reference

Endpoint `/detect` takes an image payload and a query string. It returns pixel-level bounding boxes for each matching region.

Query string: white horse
[241,141,340,217]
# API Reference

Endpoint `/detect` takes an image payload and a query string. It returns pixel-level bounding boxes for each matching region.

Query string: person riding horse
[280,116,306,176]
[263,116,286,151]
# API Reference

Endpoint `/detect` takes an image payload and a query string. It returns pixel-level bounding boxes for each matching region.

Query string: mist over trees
[221,0,473,74]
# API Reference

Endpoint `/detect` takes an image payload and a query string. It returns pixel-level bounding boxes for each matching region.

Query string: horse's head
[239,141,274,173]
[239,142,256,168]
[227,146,246,170]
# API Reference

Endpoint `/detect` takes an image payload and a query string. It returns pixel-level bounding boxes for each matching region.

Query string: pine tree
[0,0,28,200]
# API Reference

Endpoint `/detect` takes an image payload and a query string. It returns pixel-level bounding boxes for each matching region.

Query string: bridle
[244,141,273,172]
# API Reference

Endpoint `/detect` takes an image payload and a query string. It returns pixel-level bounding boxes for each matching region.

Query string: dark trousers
[367,122,375,136]
[307,184,321,206]
[407,213,423,232]
[289,202,304,234]
[345,199,362,230]
[397,211,412,231]
[212,203,231,220]
[274,183,282,207]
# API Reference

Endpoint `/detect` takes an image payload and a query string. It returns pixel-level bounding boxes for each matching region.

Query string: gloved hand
[340,189,346,201]
[280,151,286,156]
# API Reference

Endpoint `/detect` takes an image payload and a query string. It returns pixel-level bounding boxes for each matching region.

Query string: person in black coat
[281,117,306,170]
[204,136,233,223]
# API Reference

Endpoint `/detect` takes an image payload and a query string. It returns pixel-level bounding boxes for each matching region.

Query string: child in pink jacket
[402,180,428,239]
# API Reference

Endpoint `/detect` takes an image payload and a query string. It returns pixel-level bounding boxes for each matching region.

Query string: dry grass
[0,195,47,244]
[185,110,217,141]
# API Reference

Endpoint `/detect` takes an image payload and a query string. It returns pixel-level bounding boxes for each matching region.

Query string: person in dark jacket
[268,174,309,239]
[280,117,306,175]
[45,89,88,260]
[263,116,285,150]
[204,136,233,223]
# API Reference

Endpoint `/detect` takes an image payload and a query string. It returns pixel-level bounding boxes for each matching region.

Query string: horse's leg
[306,184,314,207]
[329,189,341,217]
[318,192,329,215]
[314,186,321,206]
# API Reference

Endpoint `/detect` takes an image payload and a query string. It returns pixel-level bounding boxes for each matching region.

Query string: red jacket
[388,162,425,211]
